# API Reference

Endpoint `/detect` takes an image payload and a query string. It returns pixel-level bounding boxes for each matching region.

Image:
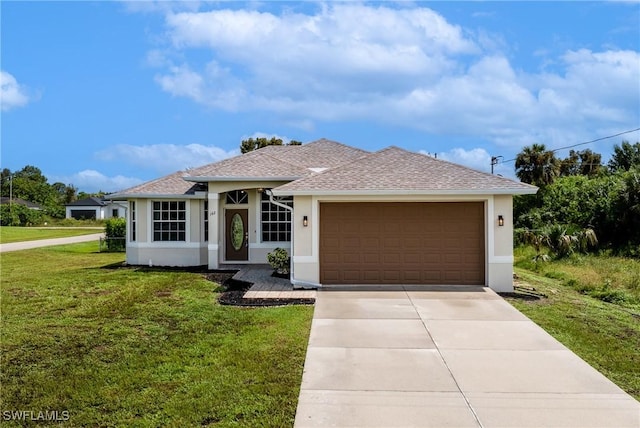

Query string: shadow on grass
[499,288,546,301]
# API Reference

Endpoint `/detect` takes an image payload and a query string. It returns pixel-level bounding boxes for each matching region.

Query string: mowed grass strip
[0,226,102,244]
[504,265,640,401]
[0,242,313,426]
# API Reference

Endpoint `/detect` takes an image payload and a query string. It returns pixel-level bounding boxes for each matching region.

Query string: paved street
[0,233,104,253]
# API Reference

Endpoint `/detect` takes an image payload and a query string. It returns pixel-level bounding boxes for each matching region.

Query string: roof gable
[111,171,205,197]
[273,146,537,195]
[184,138,368,181]
[185,147,309,180]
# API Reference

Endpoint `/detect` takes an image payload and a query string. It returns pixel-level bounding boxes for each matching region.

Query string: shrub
[0,204,45,226]
[104,217,126,252]
[267,248,290,275]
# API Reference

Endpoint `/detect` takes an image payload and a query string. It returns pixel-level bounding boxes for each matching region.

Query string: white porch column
[208,192,220,269]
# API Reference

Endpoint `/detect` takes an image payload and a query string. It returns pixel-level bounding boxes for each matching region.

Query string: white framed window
[152,201,186,241]
[130,201,136,242]
[226,190,248,205]
[203,200,209,242]
[261,191,293,242]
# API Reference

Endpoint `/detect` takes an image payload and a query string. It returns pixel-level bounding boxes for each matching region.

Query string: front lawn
[504,250,640,400]
[0,242,313,426]
[0,226,102,244]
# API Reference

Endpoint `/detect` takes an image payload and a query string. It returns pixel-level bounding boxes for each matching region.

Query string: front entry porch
[227,264,316,300]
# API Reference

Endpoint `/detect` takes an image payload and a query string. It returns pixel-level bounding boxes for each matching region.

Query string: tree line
[0,166,105,225]
[514,141,640,256]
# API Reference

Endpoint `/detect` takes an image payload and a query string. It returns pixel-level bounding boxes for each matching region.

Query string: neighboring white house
[111,139,537,292]
[65,197,126,220]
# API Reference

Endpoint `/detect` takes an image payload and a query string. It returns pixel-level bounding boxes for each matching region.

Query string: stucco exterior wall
[125,197,207,267]
[487,194,514,292]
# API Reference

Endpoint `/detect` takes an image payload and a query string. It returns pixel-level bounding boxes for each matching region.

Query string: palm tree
[515,144,560,187]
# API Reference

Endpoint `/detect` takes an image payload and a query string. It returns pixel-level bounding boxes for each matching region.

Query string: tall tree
[608,141,640,172]
[515,143,560,186]
[240,137,303,154]
[11,165,52,205]
[559,149,603,177]
[559,150,580,177]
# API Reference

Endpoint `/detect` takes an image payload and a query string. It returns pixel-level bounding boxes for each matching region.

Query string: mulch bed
[207,273,315,307]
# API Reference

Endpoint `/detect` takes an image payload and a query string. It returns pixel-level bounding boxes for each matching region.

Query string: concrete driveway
[294,286,640,427]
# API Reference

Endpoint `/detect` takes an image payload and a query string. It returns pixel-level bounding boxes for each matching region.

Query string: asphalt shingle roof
[185,139,368,180]
[111,139,536,197]
[112,171,204,197]
[66,197,107,207]
[273,146,537,195]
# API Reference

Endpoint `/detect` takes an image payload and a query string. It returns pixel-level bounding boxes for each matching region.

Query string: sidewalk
[0,233,104,253]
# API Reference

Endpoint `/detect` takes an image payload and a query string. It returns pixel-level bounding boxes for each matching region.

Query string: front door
[225,209,249,261]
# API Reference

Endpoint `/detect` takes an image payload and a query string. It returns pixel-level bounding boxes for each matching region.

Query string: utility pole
[9,174,13,209]
[491,156,503,174]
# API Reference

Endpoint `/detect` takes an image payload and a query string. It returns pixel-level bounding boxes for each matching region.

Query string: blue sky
[2,1,639,193]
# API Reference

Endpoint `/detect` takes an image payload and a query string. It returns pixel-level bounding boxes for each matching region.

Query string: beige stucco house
[111,139,537,292]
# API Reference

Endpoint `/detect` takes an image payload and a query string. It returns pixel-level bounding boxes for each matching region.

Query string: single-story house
[111,139,537,292]
[0,197,42,210]
[65,197,126,220]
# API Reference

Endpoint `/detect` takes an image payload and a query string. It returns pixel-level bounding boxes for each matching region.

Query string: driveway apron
[294,286,640,427]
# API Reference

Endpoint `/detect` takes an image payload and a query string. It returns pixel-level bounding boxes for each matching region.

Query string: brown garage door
[320,202,485,285]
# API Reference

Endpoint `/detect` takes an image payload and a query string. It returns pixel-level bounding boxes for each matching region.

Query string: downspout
[264,189,319,289]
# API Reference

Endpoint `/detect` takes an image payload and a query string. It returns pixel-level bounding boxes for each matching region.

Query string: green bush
[516,169,639,255]
[104,217,126,252]
[267,248,290,274]
[0,204,45,226]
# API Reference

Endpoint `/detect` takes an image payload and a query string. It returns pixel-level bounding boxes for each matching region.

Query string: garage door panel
[343,270,363,281]
[383,271,401,281]
[342,253,361,264]
[403,252,421,264]
[383,253,401,264]
[363,271,380,281]
[320,202,485,285]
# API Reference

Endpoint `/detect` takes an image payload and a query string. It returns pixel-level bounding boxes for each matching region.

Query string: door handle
[245,232,249,248]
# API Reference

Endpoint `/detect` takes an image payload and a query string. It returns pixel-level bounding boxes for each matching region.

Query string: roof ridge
[284,147,376,179]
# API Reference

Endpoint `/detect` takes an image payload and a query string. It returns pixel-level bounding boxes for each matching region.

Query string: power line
[498,127,640,165]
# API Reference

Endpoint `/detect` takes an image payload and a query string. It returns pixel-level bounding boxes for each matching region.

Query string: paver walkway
[295,285,640,427]
[231,264,316,299]
[0,233,104,253]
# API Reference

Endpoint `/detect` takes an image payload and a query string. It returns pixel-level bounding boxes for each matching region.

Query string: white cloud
[145,4,640,150]
[1,71,31,112]
[436,147,514,177]
[96,143,238,174]
[52,170,143,193]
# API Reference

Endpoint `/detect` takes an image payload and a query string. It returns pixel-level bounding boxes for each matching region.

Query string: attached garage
[70,209,97,220]
[319,202,485,285]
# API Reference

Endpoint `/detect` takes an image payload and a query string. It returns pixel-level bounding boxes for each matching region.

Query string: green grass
[504,249,640,400]
[514,246,640,309]
[0,242,314,426]
[0,226,102,244]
